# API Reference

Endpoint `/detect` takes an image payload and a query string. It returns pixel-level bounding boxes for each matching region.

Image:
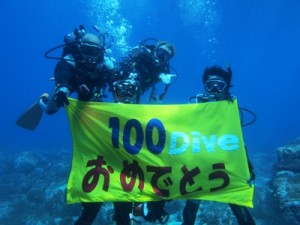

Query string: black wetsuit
[54,58,132,225]
[182,95,256,225]
[113,45,170,95]
[54,59,111,101]
[75,202,132,225]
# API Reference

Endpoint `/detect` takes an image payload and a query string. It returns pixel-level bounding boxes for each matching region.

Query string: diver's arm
[244,145,255,185]
[43,61,72,114]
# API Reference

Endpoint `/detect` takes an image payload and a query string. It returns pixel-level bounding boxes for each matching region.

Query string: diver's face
[204,75,228,100]
[113,81,140,104]
[155,46,172,64]
[79,43,102,68]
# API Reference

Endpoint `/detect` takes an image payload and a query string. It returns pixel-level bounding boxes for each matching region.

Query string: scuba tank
[44,24,113,61]
[62,24,87,58]
[43,24,87,61]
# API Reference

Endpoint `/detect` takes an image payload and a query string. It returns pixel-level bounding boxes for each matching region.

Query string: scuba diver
[184,65,256,225]
[111,77,140,225]
[41,25,114,114]
[16,24,125,224]
[112,73,140,104]
[110,40,175,224]
[16,24,114,130]
[111,71,170,224]
[112,38,178,104]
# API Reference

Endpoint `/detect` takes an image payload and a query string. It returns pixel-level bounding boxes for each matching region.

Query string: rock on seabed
[272,137,300,224]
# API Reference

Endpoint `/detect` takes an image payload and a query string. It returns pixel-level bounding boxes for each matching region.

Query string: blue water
[2,0,299,153]
[1,0,300,224]
[0,0,298,159]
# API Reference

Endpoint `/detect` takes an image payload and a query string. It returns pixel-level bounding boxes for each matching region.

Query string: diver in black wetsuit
[183,65,256,225]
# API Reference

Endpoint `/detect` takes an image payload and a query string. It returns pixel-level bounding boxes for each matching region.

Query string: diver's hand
[195,94,216,103]
[248,170,255,186]
[79,84,90,96]
[54,87,69,107]
[159,73,176,84]
[228,95,236,103]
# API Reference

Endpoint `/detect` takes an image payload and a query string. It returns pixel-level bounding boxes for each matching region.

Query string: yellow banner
[66,98,254,207]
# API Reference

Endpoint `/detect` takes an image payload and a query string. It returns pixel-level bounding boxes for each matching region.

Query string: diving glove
[54,87,69,107]
[159,73,176,85]
[195,94,217,103]
[79,84,90,96]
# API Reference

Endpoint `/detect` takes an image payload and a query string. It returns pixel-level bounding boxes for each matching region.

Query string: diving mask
[113,79,140,103]
[80,44,102,57]
[156,47,172,63]
[79,43,102,67]
[205,79,227,92]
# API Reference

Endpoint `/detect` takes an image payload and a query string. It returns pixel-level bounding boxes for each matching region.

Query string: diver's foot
[39,93,49,110]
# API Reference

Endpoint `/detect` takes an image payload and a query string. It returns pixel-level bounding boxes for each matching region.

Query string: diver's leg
[113,202,133,225]
[144,201,169,223]
[75,202,102,225]
[182,200,201,225]
[229,204,256,225]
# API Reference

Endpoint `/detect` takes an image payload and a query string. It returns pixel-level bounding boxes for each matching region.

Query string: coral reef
[0,143,294,224]
[272,137,300,224]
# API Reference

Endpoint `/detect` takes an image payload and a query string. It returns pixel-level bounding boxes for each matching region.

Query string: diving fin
[16,93,49,131]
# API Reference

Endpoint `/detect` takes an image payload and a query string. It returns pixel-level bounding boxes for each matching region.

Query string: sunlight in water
[178,0,220,61]
[82,0,220,59]
[83,0,133,56]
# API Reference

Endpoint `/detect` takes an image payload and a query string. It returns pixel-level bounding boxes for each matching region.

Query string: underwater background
[1,0,300,224]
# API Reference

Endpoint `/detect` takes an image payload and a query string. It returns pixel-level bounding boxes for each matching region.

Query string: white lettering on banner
[169,132,240,155]
[217,134,240,150]
[169,132,189,154]
[191,131,201,153]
